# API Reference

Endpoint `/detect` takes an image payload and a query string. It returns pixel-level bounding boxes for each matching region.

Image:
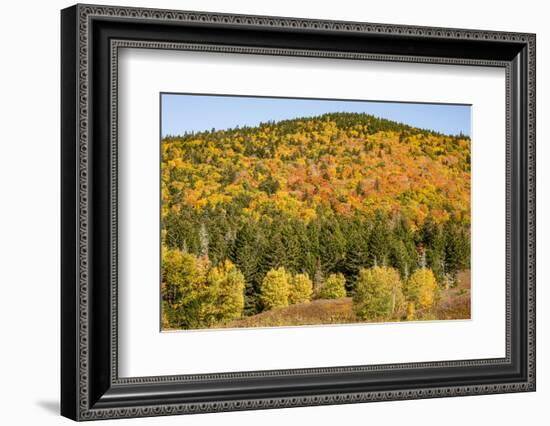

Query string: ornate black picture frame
[61,4,536,421]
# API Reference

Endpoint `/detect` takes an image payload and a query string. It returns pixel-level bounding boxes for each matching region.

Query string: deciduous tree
[352,266,402,321]
[260,267,291,310]
[404,267,438,310]
[317,273,347,299]
[289,273,313,304]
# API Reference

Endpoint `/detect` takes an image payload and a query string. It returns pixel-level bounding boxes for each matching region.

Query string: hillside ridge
[164,111,468,140]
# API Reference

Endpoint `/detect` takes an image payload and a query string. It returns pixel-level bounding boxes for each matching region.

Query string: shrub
[289,273,313,304]
[404,267,438,309]
[352,266,402,321]
[260,267,291,310]
[318,273,346,299]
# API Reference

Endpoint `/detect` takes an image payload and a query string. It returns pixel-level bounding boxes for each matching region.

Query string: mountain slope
[161,112,471,319]
[162,112,470,227]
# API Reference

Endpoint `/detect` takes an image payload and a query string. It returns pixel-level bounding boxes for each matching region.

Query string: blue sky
[161,93,471,137]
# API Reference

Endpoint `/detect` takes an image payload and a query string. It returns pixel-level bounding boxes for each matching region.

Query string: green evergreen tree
[318,216,346,274]
[340,216,370,290]
[230,221,261,315]
[390,218,417,280]
[443,217,470,278]
[369,211,392,266]
[262,226,287,271]
[279,217,303,273]
[419,214,445,283]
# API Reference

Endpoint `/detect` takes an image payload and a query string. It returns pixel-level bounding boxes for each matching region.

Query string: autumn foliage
[353,266,403,321]
[289,273,314,304]
[161,249,245,329]
[161,112,471,329]
[404,267,439,310]
[317,273,347,299]
[259,267,292,310]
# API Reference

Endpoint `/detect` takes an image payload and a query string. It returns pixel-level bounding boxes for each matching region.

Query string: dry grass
[222,270,471,329]
[429,270,471,320]
[225,298,357,328]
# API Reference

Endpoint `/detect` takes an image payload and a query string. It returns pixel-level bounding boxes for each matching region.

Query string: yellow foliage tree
[162,248,246,329]
[404,267,438,310]
[317,273,346,299]
[289,273,313,304]
[352,266,403,321]
[260,267,291,310]
[208,259,245,323]
[161,248,212,329]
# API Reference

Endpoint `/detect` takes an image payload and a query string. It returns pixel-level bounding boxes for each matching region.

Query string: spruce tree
[419,214,445,283]
[443,217,470,278]
[230,221,261,315]
[390,218,417,280]
[340,216,370,290]
[317,215,346,274]
[369,211,391,267]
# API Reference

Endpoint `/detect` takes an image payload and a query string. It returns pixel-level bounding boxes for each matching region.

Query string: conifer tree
[443,217,470,278]
[318,217,346,274]
[230,222,261,315]
[340,216,370,289]
[369,211,392,267]
[419,215,445,283]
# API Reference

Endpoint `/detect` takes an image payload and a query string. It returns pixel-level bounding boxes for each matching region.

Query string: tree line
[162,246,443,329]
[163,208,469,320]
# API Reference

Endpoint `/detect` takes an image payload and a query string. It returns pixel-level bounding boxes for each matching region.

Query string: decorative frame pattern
[61,4,536,421]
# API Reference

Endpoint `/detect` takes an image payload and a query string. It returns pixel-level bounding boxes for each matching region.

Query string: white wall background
[0,0,546,424]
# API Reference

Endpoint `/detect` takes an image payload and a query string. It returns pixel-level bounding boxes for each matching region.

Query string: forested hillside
[161,112,471,329]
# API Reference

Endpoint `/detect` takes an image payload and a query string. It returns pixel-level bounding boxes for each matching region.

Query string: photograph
[160,94,472,331]
[57,3,536,421]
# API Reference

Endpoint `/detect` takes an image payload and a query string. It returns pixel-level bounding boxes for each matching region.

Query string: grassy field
[224,270,471,329]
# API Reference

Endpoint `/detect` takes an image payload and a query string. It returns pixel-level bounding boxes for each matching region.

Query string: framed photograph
[61,4,536,421]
